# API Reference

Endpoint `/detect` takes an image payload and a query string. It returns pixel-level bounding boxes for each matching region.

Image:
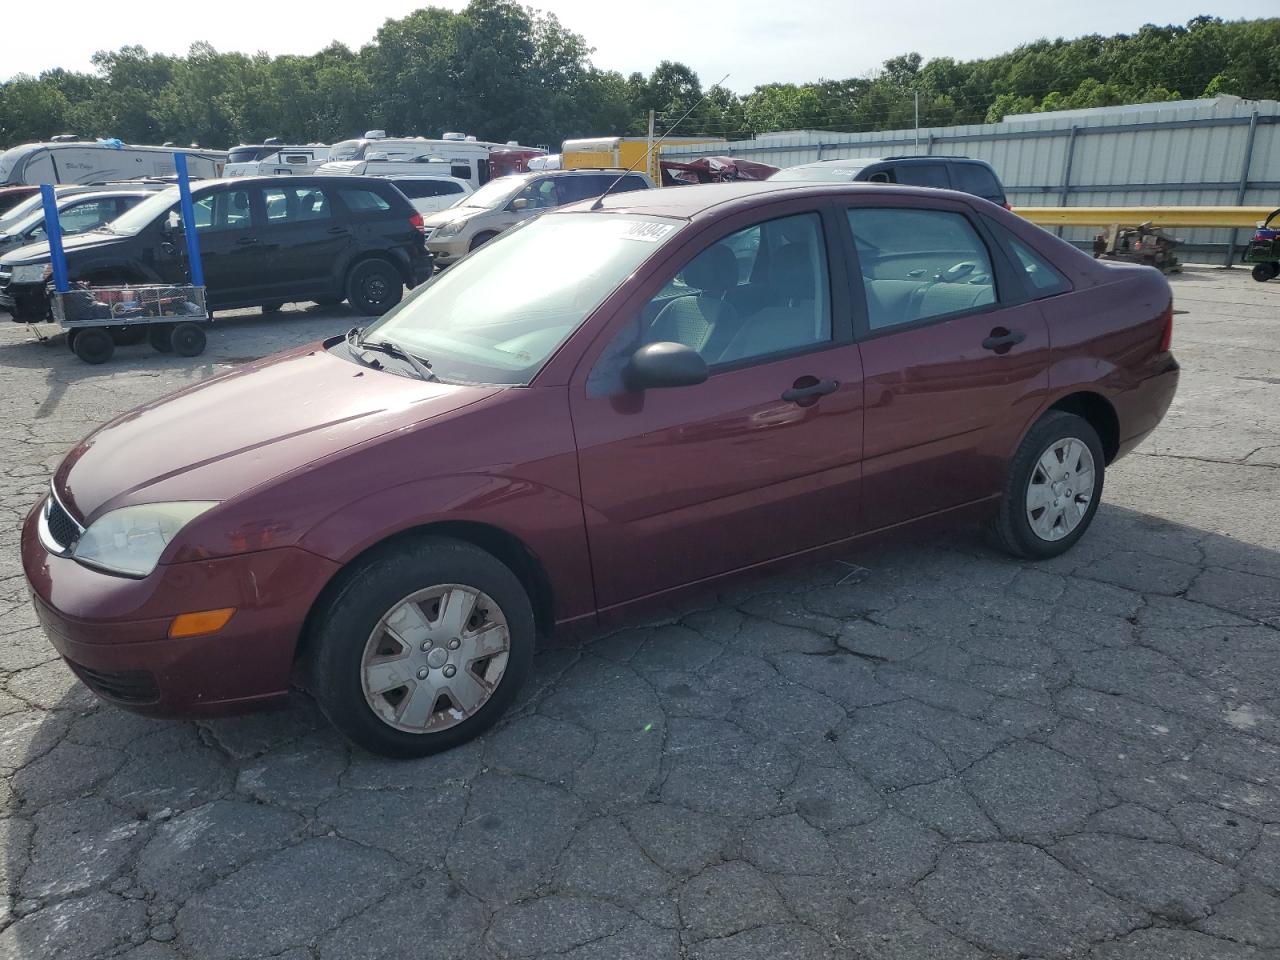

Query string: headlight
[73,502,219,577]
[11,264,50,283]
[431,220,465,239]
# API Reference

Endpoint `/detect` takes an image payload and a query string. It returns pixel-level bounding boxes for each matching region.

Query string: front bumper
[21,502,340,717]
[425,237,469,266]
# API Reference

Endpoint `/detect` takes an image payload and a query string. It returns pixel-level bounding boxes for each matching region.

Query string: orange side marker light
[168,608,236,639]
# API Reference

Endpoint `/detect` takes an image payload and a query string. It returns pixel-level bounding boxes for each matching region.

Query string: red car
[22,182,1178,757]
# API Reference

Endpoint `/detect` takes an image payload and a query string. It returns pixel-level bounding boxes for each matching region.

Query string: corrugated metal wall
[662,96,1280,260]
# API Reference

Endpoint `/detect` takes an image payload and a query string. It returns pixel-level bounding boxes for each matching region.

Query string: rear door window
[263,185,331,222]
[891,163,950,189]
[847,206,997,331]
[985,222,1071,297]
[558,175,610,205]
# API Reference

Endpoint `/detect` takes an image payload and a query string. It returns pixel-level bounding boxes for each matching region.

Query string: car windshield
[107,186,180,235]
[772,161,874,182]
[454,177,525,210]
[359,212,684,385]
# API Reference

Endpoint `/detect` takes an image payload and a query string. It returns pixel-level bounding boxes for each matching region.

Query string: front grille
[68,661,160,705]
[44,496,79,550]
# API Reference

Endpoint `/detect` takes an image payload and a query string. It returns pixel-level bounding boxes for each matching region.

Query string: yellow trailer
[561,136,724,184]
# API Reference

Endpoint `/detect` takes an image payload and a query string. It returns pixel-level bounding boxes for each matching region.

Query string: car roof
[575,180,979,219]
[188,175,396,192]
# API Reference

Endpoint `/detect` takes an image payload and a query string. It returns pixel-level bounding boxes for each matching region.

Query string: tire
[66,329,79,353]
[149,324,174,353]
[986,411,1105,560]
[170,322,206,357]
[308,536,535,758]
[469,232,497,252]
[110,326,146,346]
[72,328,114,365]
[1253,264,1273,283]
[345,259,403,316]
[261,301,285,314]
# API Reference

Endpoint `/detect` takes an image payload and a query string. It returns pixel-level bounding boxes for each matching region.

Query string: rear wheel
[1252,263,1278,282]
[170,322,206,357]
[308,537,535,758]
[987,411,1105,559]
[72,328,114,365]
[346,259,403,316]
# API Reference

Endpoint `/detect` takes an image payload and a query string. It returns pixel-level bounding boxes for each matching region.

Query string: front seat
[648,243,739,354]
[719,243,822,363]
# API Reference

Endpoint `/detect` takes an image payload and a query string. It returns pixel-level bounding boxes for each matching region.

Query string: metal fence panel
[664,96,1280,260]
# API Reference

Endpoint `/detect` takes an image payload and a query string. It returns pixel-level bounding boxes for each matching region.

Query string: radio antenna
[590,72,731,210]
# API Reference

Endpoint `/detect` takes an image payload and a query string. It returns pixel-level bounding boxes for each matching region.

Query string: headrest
[681,243,737,295]
[773,243,816,301]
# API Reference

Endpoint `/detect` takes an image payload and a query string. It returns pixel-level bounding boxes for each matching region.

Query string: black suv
[772,156,1008,207]
[0,176,431,321]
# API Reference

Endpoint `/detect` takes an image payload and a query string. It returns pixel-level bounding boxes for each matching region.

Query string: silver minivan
[420,169,652,266]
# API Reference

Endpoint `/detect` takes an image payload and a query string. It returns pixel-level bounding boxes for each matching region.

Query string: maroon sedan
[21,182,1178,757]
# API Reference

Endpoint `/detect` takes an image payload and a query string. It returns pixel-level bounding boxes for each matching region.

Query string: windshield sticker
[619,221,675,243]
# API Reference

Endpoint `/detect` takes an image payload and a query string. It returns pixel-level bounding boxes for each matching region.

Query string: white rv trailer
[0,140,227,186]
[322,131,536,188]
[223,141,331,177]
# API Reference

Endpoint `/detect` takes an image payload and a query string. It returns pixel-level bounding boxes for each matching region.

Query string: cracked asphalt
[0,265,1277,960]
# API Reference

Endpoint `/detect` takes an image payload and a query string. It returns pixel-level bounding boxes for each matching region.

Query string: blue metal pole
[39,184,70,293]
[174,153,205,288]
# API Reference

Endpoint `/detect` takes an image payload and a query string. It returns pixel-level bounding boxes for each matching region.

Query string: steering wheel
[942,261,977,282]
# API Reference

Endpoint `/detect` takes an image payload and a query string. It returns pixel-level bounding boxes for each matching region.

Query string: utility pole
[914,90,920,149]
[647,109,656,181]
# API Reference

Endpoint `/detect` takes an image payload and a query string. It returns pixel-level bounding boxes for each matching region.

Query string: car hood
[422,206,486,228]
[54,343,499,523]
[0,229,130,266]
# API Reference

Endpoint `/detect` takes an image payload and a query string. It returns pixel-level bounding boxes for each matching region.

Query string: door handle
[235,236,259,246]
[982,328,1025,352]
[781,378,839,403]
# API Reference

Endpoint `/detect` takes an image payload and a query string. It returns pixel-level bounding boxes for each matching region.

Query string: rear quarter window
[953,164,1004,202]
[339,189,393,214]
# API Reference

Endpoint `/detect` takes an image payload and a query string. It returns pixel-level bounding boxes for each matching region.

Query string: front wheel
[987,411,1105,559]
[307,537,535,758]
[346,259,403,316]
[1252,263,1277,282]
[469,231,498,252]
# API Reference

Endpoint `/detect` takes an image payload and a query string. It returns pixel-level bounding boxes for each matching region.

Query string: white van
[0,140,226,186]
[223,141,330,177]
[322,132,538,189]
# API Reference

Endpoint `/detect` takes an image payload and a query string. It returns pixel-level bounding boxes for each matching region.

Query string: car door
[254,183,350,297]
[569,205,866,610]
[842,196,1050,531]
[184,185,266,305]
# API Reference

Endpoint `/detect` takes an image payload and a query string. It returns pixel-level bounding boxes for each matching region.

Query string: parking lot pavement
[0,269,1276,960]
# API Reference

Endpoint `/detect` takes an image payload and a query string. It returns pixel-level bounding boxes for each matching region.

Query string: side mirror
[511,198,531,212]
[624,342,709,391]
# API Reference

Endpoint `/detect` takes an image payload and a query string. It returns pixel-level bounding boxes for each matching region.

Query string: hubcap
[1025,437,1096,542]
[360,584,510,734]
[364,276,389,302]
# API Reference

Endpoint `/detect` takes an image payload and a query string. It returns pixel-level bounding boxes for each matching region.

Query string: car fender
[295,471,596,625]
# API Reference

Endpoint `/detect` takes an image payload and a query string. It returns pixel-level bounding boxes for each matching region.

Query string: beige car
[421,169,653,266]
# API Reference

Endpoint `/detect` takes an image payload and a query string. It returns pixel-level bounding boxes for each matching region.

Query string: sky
[0,0,1266,92]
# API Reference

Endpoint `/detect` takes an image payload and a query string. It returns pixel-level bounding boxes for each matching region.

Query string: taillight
[409,212,425,233]
[1158,301,1173,353]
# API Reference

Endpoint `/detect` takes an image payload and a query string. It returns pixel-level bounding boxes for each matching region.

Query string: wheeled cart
[51,283,210,364]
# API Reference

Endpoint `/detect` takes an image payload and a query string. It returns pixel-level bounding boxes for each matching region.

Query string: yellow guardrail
[1013,206,1273,229]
